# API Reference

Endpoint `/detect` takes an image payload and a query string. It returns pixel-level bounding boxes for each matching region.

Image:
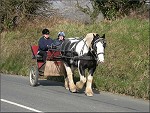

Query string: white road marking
[1,99,43,112]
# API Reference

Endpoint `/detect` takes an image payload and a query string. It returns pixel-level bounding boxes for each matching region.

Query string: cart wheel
[29,66,39,86]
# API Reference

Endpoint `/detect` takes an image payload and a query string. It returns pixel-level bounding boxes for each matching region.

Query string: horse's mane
[83,33,97,48]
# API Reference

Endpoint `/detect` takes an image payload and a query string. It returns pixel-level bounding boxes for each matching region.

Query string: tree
[95,0,145,20]
[0,0,49,31]
[76,0,146,21]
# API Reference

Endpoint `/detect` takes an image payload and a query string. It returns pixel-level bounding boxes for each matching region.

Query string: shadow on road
[37,79,100,95]
[38,79,64,86]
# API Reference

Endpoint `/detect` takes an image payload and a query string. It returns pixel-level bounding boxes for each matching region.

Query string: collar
[43,36,50,40]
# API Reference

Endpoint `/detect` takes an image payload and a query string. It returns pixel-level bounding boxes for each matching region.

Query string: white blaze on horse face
[96,41,104,63]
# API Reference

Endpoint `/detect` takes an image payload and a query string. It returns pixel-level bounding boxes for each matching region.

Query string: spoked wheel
[29,66,39,86]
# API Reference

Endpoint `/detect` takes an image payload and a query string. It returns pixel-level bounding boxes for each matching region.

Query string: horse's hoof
[65,87,69,90]
[69,83,77,93]
[76,81,84,90]
[70,88,77,93]
[85,92,94,96]
[64,83,69,90]
[85,88,94,96]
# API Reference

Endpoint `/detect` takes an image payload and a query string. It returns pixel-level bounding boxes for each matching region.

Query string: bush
[97,0,148,20]
[0,0,49,31]
[76,0,148,21]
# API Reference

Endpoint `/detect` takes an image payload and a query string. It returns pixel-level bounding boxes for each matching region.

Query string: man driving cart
[37,28,53,62]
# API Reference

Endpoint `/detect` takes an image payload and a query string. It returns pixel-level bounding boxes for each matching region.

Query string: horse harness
[60,37,105,62]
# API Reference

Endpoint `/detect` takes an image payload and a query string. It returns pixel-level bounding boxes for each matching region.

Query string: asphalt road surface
[0,74,149,112]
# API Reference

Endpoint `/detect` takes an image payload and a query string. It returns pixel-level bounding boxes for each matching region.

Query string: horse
[60,33,106,96]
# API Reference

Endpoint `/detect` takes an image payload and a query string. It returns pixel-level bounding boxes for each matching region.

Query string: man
[37,28,53,61]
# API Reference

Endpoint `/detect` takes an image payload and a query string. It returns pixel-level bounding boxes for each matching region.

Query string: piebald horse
[61,33,106,96]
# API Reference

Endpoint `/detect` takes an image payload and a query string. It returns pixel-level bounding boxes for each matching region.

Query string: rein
[97,52,105,55]
[78,39,98,61]
[79,39,88,55]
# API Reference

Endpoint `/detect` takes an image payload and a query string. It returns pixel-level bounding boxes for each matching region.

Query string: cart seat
[31,45,43,61]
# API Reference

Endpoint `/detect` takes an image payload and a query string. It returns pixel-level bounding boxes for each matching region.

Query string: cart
[29,45,66,86]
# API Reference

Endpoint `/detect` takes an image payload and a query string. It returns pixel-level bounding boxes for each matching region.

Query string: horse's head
[91,33,106,63]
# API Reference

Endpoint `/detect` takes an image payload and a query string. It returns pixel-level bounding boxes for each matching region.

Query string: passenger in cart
[53,31,65,49]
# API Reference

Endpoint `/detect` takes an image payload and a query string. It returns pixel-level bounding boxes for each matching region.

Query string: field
[0,17,149,99]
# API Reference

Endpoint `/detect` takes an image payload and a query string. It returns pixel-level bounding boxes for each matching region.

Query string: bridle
[91,38,106,60]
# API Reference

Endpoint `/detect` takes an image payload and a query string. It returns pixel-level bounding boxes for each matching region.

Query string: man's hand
[47,45,52,49]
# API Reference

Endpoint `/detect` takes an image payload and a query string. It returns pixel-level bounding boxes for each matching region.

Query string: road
[0,74,149,112]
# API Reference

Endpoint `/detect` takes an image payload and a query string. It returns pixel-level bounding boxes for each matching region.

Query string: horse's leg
[64,65,75,90]
[64,63,77,92]
[76,61,86,90]
[64,73,69,90]
[85,74,93,96]
[85,68,96,96]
